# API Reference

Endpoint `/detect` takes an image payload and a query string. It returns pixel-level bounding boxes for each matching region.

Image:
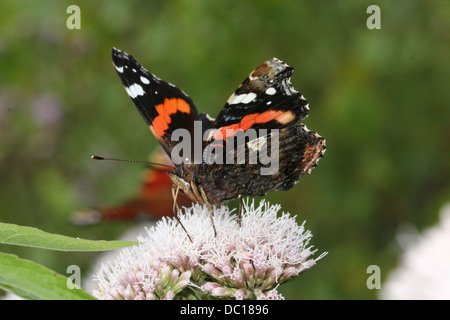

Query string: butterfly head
[167,168,200,203]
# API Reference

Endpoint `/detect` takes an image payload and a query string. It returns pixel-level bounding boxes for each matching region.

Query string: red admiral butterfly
[110,48,325,236]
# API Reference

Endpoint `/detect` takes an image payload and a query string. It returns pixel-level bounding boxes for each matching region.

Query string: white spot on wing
[241,92,257,103]
[229,92,257,105]
[265,87,276,95]
[115,65,124,73]
[247,136,267,152]
[125,83,145,99]
[140,76,150,84]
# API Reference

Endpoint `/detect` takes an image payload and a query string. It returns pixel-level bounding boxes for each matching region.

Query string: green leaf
[0,222,138,251]
[0,252,96,300]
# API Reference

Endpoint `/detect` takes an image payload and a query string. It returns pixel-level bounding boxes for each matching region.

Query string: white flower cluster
[380,204,450,300]
[94,200,325,300]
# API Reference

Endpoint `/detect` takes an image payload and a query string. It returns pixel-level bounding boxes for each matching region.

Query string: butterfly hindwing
[198,123,325,203]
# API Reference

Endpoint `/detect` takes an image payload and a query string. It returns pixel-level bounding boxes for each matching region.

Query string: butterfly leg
[172,185,193,242]
[237,195,243,227]
[198,185,218,237]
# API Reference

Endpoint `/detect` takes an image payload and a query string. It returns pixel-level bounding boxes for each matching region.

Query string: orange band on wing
[214,110,295,140]
[149,98,192,138]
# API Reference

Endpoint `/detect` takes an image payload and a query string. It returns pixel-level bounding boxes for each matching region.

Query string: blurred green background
[0,0,449,299]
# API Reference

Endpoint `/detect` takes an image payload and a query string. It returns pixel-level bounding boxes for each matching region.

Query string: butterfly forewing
[214,58,309,130]
[112,48,199,155]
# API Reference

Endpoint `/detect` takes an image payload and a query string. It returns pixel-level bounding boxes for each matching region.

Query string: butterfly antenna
[91,155,175,169]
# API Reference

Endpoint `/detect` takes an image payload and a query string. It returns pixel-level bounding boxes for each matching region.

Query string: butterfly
[111,48,326,236]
